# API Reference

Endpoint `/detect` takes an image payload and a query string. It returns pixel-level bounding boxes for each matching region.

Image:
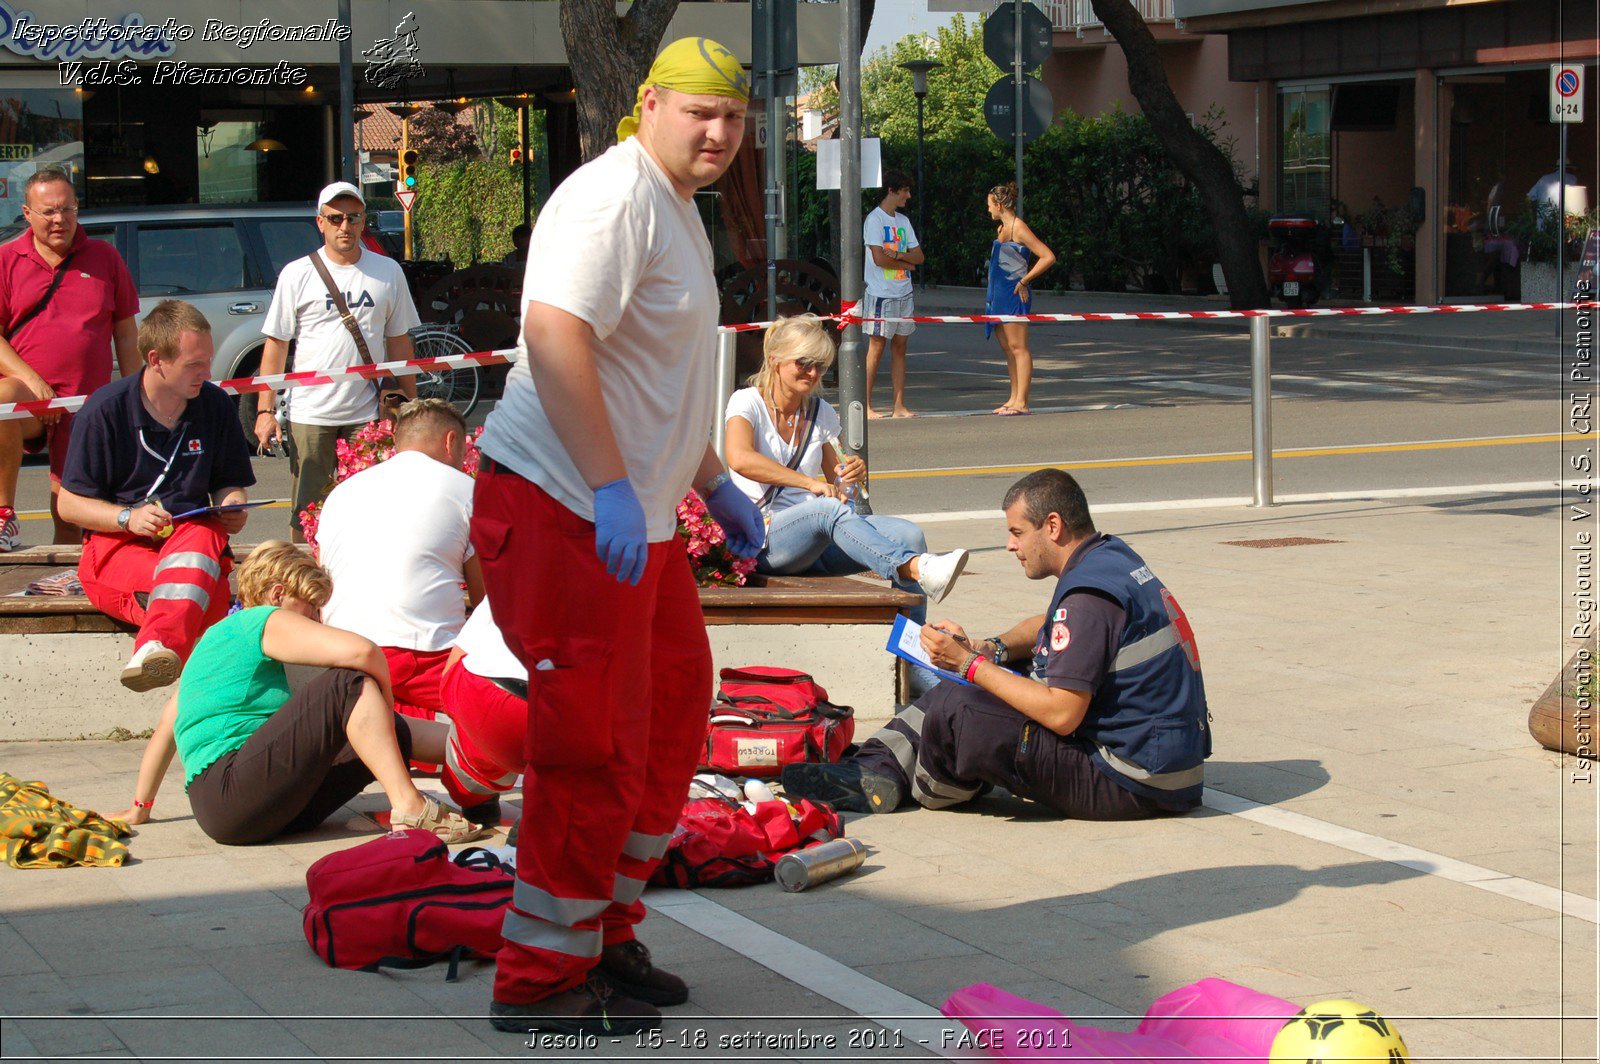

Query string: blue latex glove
[705,478,766,559]
[593,477,648,585]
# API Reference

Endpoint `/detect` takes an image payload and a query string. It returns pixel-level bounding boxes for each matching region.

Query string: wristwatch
[116,506,132,531]
[699,471,732,497]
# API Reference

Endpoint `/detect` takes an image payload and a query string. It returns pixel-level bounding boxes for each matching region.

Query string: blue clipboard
[170,501,275,522]
[885,614,972,686]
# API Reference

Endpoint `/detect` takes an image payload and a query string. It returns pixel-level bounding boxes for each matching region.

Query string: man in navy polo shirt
[0,168,140,549]
[58,300,256,692]
[784,468,1210,820]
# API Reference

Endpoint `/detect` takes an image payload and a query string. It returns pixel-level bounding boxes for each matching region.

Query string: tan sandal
[392,796,490,845]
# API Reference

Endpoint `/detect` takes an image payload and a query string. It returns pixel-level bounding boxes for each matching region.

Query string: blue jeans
[757,495,940,699]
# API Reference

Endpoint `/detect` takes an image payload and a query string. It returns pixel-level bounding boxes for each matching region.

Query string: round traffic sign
[1558,68,1581,97]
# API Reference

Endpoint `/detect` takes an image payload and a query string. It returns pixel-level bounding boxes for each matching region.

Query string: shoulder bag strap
[7,250,78,342]
[306,252,376,367]
[757,397,823,511]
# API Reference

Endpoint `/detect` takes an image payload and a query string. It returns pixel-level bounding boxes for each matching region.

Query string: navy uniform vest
[1040,535,1210,806]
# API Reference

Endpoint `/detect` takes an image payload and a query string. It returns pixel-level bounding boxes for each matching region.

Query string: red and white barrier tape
[2,299,1592,420]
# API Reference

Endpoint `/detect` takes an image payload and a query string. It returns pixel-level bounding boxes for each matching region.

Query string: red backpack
[650,796,844,888]
[303,829,512,981]
[703,666,855,778]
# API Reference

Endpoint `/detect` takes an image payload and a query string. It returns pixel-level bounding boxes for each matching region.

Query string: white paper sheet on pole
[815,138,882,190]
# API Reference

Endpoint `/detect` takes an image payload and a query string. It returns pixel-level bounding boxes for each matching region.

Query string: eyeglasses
[320,210,365,227]
[24,205,78,220]
[793,358,829,374]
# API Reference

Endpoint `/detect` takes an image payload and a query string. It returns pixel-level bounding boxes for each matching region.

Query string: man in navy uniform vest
[784,468,1210,820]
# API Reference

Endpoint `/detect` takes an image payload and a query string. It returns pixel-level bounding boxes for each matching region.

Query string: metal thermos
[774,837,868,892]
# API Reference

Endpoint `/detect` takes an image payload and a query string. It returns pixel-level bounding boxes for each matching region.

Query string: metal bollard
[713,329,738,462]
[1250,314,1273,507]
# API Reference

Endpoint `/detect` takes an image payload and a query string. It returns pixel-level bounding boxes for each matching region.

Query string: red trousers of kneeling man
[78,519,232,661]
[438,661,523,808]
[471,469,711,1005]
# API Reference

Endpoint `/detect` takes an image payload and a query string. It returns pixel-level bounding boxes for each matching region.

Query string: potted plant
[1507,204,1597,302]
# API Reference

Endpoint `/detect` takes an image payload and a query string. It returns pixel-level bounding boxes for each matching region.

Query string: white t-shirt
[457,599,528,682]
[724,386,842,516]
[262,247,422,426]
[477,138,719,541]
[318,450,476,651]
[863,206,918,300]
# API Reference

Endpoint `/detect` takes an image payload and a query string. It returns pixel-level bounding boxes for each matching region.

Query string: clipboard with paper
[885,615,973,687]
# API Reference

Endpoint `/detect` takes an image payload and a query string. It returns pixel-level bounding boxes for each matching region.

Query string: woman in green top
[116,542,483,846]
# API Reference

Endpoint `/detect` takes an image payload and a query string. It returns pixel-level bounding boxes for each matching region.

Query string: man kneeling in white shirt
[316,399,485,804]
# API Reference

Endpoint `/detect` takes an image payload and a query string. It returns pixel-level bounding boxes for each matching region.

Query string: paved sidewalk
[916,284,1573,355]
[1,489,1593,1061]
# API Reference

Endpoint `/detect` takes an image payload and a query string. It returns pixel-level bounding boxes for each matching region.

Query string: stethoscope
[136,427,187,506]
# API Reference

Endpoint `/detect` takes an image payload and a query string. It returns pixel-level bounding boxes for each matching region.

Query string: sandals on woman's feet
[392,796,490,845]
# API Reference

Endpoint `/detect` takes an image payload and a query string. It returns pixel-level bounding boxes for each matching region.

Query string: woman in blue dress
[985,181,1056,416]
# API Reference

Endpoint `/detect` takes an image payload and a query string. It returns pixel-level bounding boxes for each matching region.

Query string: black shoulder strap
[758,397,823,510]
[8,250,79,342]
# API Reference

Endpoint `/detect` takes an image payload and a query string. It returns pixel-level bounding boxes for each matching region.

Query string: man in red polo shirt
[0,168,140,550]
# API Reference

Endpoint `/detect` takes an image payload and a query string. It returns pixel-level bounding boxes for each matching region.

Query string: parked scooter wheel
[1281,290,1305,309]
[1300,284,1320,308]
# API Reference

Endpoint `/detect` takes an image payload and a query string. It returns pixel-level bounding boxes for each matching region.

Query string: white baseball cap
[316,181,365,210]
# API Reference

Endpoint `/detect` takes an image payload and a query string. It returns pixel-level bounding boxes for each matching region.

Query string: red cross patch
[1050,622,1070,652]
[1160,587,1200,670]
[187,439,204,453]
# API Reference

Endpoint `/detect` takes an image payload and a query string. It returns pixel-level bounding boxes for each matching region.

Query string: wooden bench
[1,546,918,739]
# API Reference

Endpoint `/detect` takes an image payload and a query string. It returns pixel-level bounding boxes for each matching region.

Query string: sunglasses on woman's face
[793,358,829,373]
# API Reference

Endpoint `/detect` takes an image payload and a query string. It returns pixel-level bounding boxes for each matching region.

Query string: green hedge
[412,159,534,267]
[792,108,1237,291]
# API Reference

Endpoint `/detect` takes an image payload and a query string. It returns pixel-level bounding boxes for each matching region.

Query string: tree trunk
[561,0,682,162]
[1088,0,1270,309]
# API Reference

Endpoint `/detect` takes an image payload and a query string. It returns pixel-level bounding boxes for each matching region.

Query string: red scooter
[1267,216,1329,308]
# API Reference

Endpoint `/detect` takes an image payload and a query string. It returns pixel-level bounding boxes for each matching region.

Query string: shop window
[135,223,247,295]
[1279,87,1331,219]
[255,218,322,278]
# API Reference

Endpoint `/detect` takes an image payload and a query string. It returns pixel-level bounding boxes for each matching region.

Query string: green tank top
[173,605,291,787]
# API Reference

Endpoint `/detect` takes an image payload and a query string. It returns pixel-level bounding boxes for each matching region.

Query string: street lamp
[898,58,942,263]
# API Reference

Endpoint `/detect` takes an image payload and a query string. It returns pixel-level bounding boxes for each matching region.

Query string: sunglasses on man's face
[320,210,365,227]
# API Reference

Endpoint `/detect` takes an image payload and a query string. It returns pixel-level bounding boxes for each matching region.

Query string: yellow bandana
[616,36,749,142]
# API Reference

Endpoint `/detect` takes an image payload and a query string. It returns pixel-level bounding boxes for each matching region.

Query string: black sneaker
[596,939,688,1006]
[781,761,904,814]
[490,974,660,1036]
[462,797,502,828]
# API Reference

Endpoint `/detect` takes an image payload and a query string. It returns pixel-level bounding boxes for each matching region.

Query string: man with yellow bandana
[476,37,764,1036]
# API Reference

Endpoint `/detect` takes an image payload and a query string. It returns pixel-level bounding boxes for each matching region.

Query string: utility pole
[338,0,354,183]
[837,0,868,511]
[401,117,413,261]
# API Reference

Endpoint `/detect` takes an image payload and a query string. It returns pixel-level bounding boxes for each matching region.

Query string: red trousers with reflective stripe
[438,661,522,807]
[471,469,712,1005]
[77,521,232,661]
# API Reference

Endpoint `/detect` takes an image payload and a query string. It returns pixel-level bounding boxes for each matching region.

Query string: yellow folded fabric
[0,773,131,869]
[617,36,749,142]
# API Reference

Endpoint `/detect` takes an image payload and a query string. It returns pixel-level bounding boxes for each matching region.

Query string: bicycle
[407,324,482,417]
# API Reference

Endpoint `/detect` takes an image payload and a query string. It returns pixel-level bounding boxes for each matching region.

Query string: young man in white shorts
[862,170,923,419]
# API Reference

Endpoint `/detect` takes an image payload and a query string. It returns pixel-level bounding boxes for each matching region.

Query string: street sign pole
[401,119,413,262]
[1550,63,1585,302]
[837,0,869,510]
[1012,0,1024,216]
[1560,118,1568,303]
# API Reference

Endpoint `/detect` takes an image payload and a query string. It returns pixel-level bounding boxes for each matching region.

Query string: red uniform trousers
[471,469,712,1005]
[438,661,523,808]
[382,646,451,773]
[78,520,232,660]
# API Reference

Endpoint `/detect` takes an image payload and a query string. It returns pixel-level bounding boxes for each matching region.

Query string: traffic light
[509,147,523,165]
[400,149,419,189]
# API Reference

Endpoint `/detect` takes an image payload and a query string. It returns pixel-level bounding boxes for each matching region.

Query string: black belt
[488,675,528,700]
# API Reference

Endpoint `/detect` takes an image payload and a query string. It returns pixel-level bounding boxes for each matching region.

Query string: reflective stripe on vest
[1110,625,1179,673]
[1094,743,1204,792]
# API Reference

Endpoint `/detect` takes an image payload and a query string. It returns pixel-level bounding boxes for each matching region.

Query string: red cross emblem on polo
[1160,587,1201,670]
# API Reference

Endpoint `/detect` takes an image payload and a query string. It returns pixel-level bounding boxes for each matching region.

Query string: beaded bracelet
[963,653,983,683]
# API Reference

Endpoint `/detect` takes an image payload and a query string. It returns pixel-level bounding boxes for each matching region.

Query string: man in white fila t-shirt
[315,398,482,766]
[862,169,924,419]
[256,182,421,540]
[472,37,764,1037]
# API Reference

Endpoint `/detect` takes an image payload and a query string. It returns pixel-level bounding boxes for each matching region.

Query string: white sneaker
[915,549,970,605]
[121,641,180,692]
[0,508,19,553]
